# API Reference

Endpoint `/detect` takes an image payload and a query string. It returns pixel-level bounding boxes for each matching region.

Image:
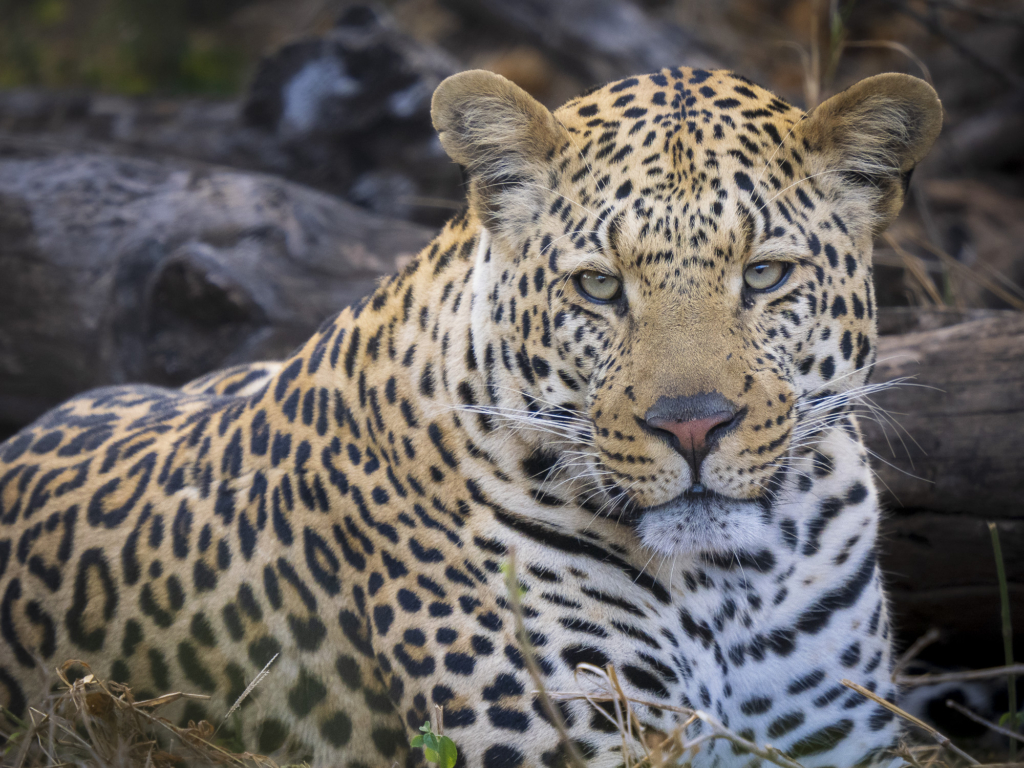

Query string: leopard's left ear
[799,73,942,231]
[432,69,564,235]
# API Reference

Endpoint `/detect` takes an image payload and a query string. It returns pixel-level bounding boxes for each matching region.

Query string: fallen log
[868,310,1024,644]
[868,310,1024,516]
[0,140,433,430]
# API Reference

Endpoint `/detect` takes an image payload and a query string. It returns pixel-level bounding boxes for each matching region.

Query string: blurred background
[0,0,1022,743]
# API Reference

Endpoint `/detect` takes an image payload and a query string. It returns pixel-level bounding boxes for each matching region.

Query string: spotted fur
[0,67,941,767]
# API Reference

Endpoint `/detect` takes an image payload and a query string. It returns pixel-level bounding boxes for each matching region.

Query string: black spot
[846,482,868,505]
[289,614,328,651]
[373,604,394,636]
[444,652,475,675]
[788,669,825,694]
[488,705,530,732]
[609,78,638,92]
[869,707,896,730]
[796,552,876,634]
[819,356,835,379]
[177,640,217,692]
[189,612,217,647]
[840,642,862,667]
[222,604,244,641]
[831,295,848,318]
[768,711,805,738]
[740,696,773,715]
[66,548,117,652]
[483,673,524,701]
[149,648,171,689]
[622,664,669,698]
[484,744,525,768]
[787,719,855,758]
[840,330,853,360]
[288,668,327,717]
[248,635,282,668]
[303,528,341,596]
[257,718,289,753]
[321,711,353,747]
[370,726,407,758]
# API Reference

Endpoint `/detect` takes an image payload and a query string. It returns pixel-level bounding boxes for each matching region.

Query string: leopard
[0,66,941,767]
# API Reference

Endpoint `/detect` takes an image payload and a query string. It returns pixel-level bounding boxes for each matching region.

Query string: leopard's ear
[799,73,942,232]
[432,70,563,233]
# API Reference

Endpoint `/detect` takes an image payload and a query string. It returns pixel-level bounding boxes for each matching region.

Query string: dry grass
[2,658,1018,768]
[0,661,280,768]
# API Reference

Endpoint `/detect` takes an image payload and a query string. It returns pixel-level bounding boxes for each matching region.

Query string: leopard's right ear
[432,70,564,234]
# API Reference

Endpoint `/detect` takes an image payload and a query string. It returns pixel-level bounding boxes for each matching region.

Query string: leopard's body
[0,67,941,767]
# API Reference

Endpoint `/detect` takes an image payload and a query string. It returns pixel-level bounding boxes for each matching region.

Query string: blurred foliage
[0,0,257,94]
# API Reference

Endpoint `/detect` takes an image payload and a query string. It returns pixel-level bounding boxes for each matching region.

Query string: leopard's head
[433,67,941,555]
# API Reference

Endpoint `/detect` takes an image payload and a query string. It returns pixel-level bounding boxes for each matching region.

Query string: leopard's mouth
[631,487,771,556]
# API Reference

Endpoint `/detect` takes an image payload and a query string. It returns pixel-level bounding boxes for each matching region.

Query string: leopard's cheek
[586,364,690,509]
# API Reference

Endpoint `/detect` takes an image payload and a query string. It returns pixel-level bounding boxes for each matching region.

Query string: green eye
[575,270,622,303]
[744,261,791,292]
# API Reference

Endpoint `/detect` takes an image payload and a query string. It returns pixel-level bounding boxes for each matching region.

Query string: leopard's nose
[647,412,735,453]
[641,393,744,479]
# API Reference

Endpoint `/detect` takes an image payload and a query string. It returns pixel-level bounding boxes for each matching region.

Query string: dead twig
[547,665,807,768]
[897,664,1024,688]
[842,40,933,84]
[910,234,1024,311]
[945,698,1024,745]
[889,0,1024,89]
[503,550,588,768]
[218,652,278,732]
[841,679,980,765]
[883,233,945,306]
[893,628,944,680]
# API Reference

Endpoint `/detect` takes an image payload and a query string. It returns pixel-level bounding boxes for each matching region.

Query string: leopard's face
[435,67,940,556]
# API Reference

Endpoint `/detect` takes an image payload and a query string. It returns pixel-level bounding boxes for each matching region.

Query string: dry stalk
[945,699,1024,745]
[909,234,1024,312]
[883,233,945,306]
[2,660,279,768]
[896,663,1024,688]
[503,549,588,768]
[842,40,933,84]
[219,652,279,730]
[892,629,944,679]
[545,663,807,768]
[841,679,979,765]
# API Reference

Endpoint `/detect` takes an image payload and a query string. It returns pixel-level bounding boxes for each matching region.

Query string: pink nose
[647,411,735,453]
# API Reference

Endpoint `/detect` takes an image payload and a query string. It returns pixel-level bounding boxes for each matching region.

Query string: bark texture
[869,312,1024,642]
[0,141,432,428]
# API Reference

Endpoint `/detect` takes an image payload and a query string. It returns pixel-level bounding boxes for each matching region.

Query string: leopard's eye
[743,261,791,292]
[575,270,622,303]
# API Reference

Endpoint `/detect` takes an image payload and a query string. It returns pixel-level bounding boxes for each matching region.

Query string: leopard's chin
[633,488,771,557]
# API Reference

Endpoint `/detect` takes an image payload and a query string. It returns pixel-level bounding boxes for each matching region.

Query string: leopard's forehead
[554,67,806,185]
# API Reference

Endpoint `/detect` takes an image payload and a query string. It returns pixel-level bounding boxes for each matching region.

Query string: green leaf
[410,718,457,767]
[999,710,1024,728]
[437,735,458,768]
